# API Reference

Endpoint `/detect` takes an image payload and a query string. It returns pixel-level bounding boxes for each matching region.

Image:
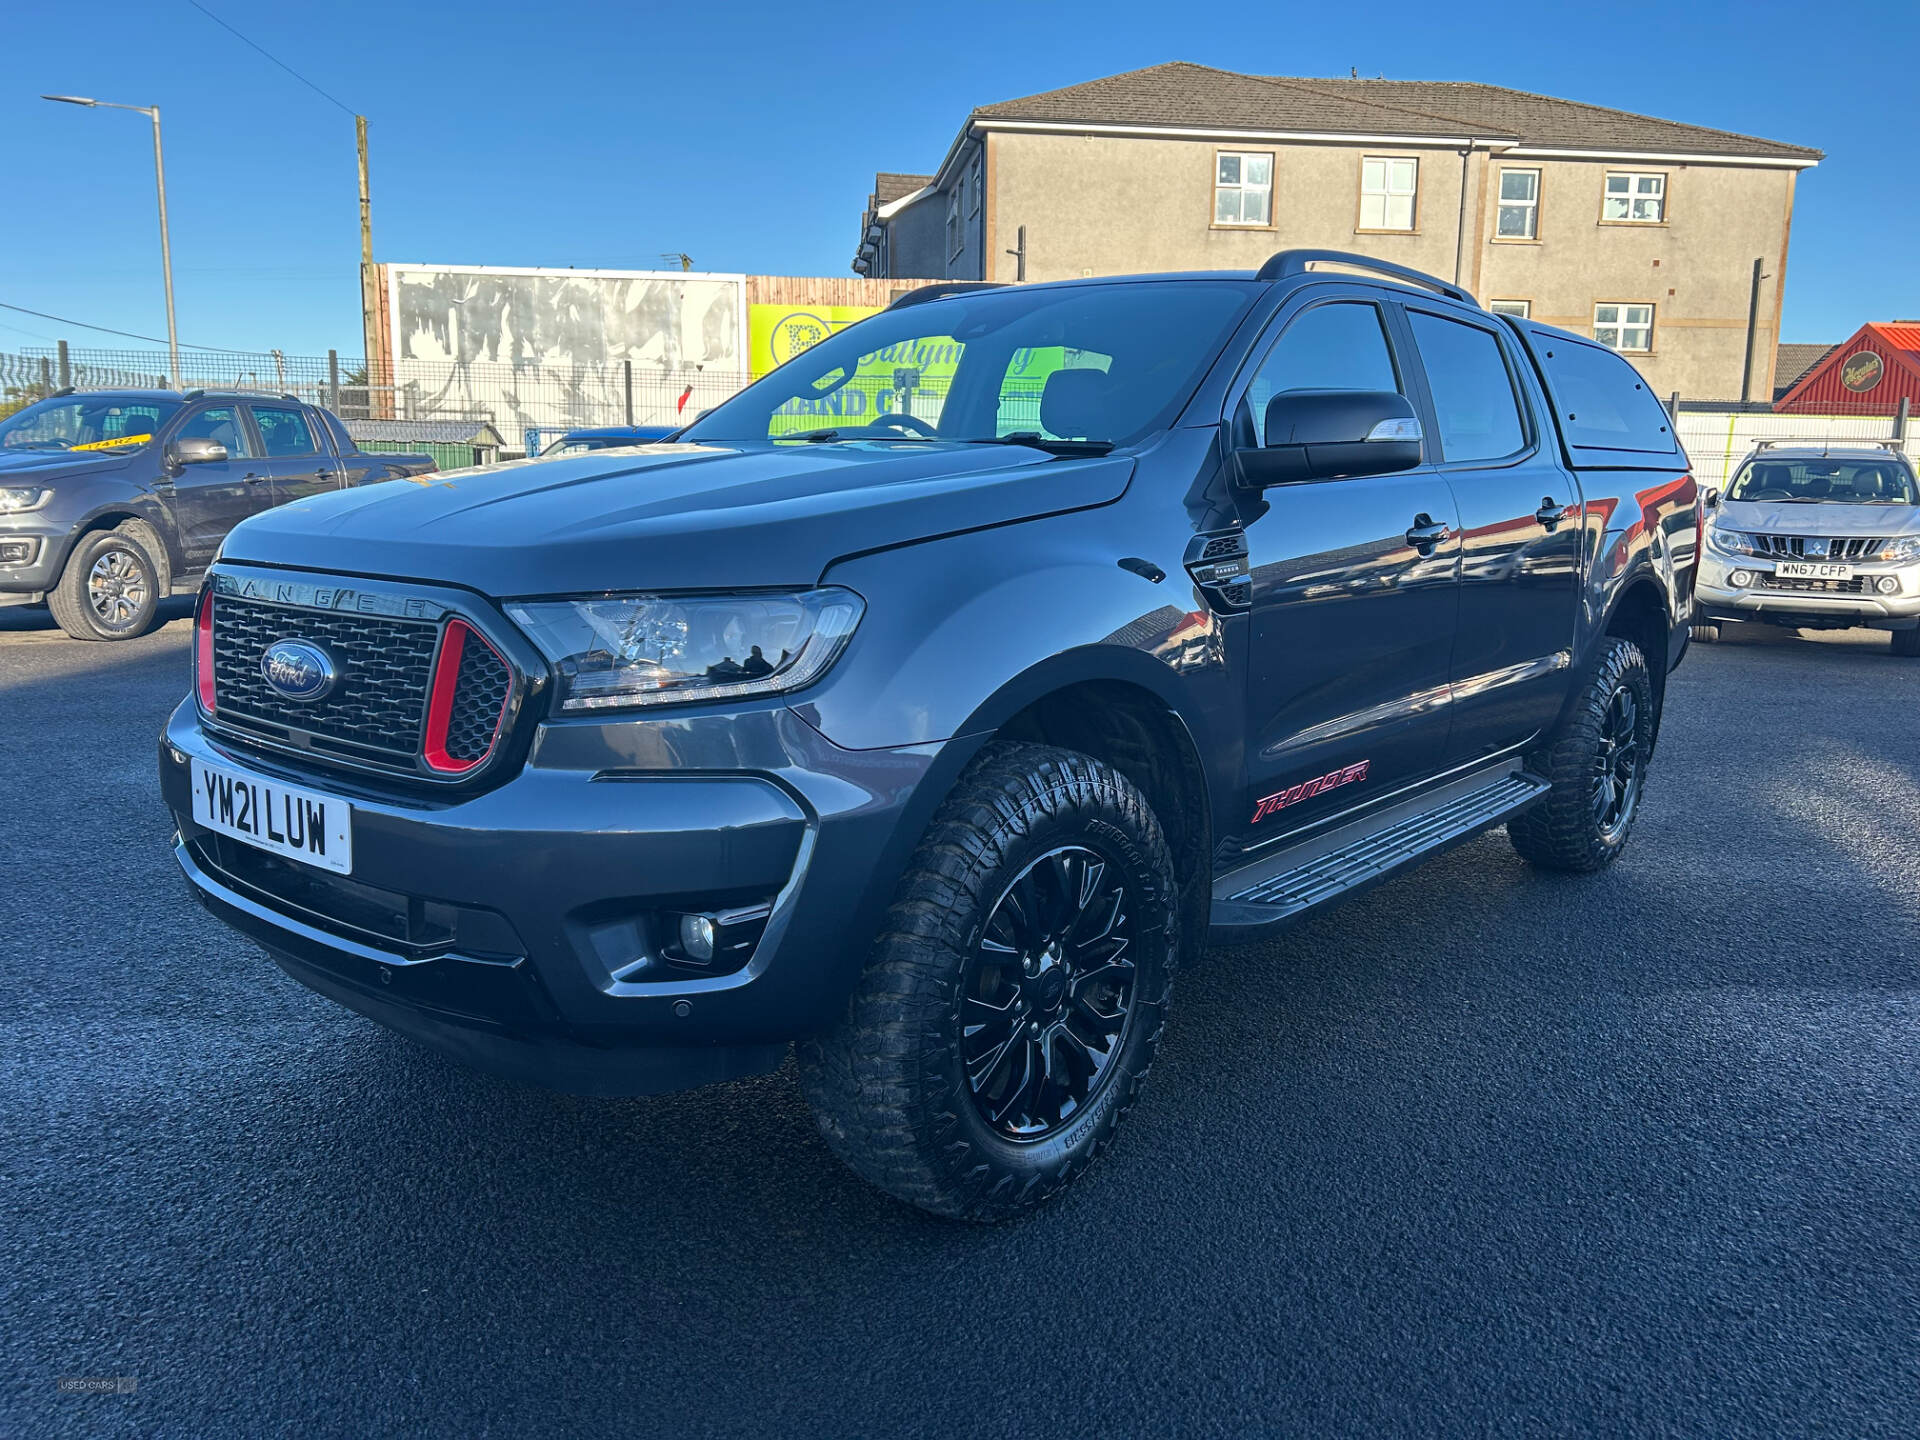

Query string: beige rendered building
[853,63,1821,401]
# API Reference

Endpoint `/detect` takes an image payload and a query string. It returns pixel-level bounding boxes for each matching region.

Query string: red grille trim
[422,619,510,774]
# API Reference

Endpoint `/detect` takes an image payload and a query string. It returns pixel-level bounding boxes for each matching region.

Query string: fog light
[1729,569,1753,588]
[0,539,35,565]
[1876,575,1900,595]
[678,914,716,963]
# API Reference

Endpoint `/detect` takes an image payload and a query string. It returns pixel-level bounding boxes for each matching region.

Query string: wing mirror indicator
[1234,389,1424,488]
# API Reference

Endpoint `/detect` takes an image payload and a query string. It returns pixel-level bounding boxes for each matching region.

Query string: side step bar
[1209,761,1550,941]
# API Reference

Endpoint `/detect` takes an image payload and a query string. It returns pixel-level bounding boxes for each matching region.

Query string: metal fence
[1676,408,1917,489]
[3,344,1914,475]
[0,344,758,453]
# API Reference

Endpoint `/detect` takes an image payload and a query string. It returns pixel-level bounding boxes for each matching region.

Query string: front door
[247,404,341,506]
[164,403,270,567]
[1230,292,1461,854]
[1399,305,1582,764]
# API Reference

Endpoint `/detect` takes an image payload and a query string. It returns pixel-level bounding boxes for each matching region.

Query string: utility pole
[1739,257,1769,406]
[358,115,377,376]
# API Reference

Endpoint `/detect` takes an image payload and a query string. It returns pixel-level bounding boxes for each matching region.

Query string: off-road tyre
[1508,637,1654,873]
[797,741,1179,1222]
[47,523,164,641]
[1891,627,1920,658]
[1690,622,1720,644]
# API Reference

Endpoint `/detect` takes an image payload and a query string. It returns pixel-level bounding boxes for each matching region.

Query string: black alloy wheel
[1592,683,1644,844]
[960,845,1137,1141]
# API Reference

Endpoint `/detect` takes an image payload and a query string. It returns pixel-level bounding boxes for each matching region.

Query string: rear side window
[1521,328,1679,459]
[1405,311,1527,463]
[251,406,317,457]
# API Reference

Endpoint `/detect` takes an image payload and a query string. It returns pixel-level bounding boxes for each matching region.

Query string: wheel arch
[965,658,1215,962]
[1599,573,1671,749]
[66,505,178,592]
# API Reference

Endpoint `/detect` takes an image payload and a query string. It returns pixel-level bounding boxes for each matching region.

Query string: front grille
[1753,534,1887,560]
[207,592,518,780]
[1761,574,1868,594]
[212,597,440,761]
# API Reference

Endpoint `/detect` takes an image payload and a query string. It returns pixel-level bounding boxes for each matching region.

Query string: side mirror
[169,437,228,466]
[1703,487,1722,510]
[1235,390,1423,488]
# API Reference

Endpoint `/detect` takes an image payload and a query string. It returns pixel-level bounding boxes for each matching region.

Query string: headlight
[1706,523,1762,558]
[1879,536,1920,564]
[506,587,864,713]
[0,486,50,514]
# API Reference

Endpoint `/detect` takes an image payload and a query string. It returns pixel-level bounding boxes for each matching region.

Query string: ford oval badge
[260,639,337,702]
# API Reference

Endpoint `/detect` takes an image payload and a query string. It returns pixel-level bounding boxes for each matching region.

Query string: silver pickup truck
[1695,439,1920,655]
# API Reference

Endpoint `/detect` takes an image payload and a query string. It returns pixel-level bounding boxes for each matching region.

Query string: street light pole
[42,95,181,388]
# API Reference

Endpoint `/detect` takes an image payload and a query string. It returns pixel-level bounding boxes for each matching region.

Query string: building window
[1214,151,1272,226]
[1593,302,1654,353]
[1603,172,1666,223]
[1359,157,1419,231]
[946,187,962,260]
[966,153,982,217]
[1495,168,1539,239]
[1489,299,1531,318]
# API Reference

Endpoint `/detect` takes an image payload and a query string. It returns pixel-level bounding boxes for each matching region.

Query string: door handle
[1404,514,1453,552]
[243,473,266,485]
[1535,498,1570,530]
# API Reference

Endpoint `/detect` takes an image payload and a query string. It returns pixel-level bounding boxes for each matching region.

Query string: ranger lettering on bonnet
[159,250,1696,1220]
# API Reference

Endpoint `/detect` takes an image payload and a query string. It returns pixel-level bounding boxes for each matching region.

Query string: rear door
[246,403,342,506]
[1398,303,1582,765]
[162,403,271,566]
[1229,288,1461,852]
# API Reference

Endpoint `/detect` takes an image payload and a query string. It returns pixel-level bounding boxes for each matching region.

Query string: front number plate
[1776,561,1853,580]
[191,759,353,875]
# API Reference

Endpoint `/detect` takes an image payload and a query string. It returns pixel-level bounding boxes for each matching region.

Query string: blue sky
[5,0,1916,359]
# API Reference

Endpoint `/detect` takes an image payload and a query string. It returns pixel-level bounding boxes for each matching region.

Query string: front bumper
[1696,550,1920,630]
[160,700,963,1095]
[0,516,64,599]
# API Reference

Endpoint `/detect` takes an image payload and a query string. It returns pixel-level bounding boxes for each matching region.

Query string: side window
[1405,311,1527,463]
[1245,302,1400,445]
[251,406,317,457]
[173,406,256,458]
[1529,333,1678,456]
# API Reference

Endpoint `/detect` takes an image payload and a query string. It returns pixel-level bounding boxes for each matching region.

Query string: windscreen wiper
[968,433,1115,456]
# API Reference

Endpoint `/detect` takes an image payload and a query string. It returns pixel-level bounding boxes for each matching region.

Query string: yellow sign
[749,304,882,377]
[71,433,152,451]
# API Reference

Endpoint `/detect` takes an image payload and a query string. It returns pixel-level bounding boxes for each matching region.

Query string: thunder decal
[1251,760,1371,824]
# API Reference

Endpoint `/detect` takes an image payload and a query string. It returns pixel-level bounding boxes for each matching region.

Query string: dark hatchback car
[160,253,1695,1219]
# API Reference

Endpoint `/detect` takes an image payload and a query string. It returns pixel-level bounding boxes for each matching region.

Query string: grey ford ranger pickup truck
[0,389,433,640]
[159,252,1697,1219]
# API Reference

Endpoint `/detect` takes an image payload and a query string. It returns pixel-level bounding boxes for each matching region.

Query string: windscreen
[0,395,181,452]
[681,281,1259,448]
[1726,457,1917,505]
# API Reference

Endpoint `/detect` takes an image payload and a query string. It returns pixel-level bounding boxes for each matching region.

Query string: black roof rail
[889,281,1008,309]
[1256,249,1476,306]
